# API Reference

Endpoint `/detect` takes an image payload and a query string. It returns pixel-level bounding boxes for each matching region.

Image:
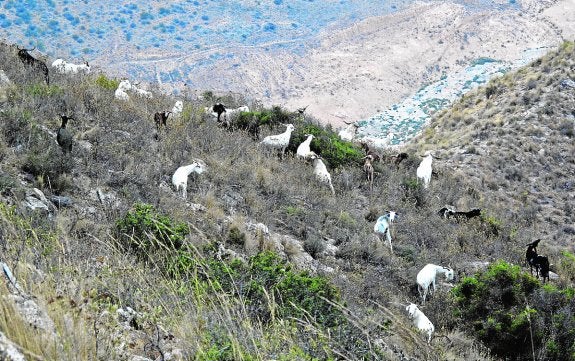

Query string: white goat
[416,150,434,188]
[171,160,207,199]
[51,58,91,74]
[406,303,435,344]
[114,88,129,101]
[373,211,397,252]
[172,100,184,116]
[132,82,153,98]
[416,264,454,303]
[114,79,132,101]
[296,134,316,159]
[260,124,295,156]
[338,121,359,141]
[310,155,335,195]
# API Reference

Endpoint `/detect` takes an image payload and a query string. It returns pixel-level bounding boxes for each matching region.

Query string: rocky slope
[409,41,575,250]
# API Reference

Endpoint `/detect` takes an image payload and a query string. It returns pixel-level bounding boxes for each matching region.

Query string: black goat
[154,111,171,130]
[57,114,74,153]
[439,208,482,220]
[533,255,550,283]
[211,103,227,122]
[525,239,550,282]
[17,46,49,84]
[525,239,540,273]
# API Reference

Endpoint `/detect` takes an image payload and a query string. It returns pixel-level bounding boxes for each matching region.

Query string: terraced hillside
[0,40,574,361]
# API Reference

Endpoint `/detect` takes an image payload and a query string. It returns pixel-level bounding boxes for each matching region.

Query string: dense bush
[94,74,120,90]
[287,123,364,168]
[166,249,373,358]
[116,203,189,257]
[453,260,575,360]
[170,250,344,327]
[236,105,294,130]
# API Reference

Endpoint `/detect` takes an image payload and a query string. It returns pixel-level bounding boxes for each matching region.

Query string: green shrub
[480,212,503,236]
[287,123,364,168]
[170,250,344,329]
[95,74,120,90]
[25,84,63,97]
[116,203,189,257]
[227,226,246,246]
[237,106,293,130]
[453,260,575,360]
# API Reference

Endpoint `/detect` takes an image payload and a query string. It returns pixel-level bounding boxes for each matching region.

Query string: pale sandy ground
[263,0,575,128]
[115,0,574,129]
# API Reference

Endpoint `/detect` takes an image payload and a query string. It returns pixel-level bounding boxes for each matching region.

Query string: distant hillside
[409,41,575,250]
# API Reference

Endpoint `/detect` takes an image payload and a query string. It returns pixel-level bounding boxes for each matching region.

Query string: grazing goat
[296,134,316,159]
[525,239,550,282]
[358,140,381,162]
[363,155,374,190]
[51,59,91,74]
[172,160,207,199]
[310,154,336,195]
[115,79,132,101]
[209,103,227,122]
[17,46,49,84]
[525,239,540,273]
[260,123,295,156]
[224,105,249,121]
[338,121,359,141]
[392,152,409,167]
[373,211,397,252]
[416,150,435,188]
[56,114,74,154]
[406,303,435,344]
[438,207,482,220]
[437,206,455,218]
[154,111,171,130]
[416,264,454,303]
[533,255,550,283]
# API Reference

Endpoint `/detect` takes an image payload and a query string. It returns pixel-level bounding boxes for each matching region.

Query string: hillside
[0,41,574,361]
[410,41,575,250]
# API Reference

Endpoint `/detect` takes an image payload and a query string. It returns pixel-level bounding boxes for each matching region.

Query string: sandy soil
[268,0,575,127]
[169,0,572,129]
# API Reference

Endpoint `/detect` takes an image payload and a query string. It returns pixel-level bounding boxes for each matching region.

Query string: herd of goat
[10,45,555,346]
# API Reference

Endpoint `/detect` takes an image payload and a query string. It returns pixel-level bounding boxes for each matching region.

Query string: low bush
[94,74,120,90]
[453,260,575,360]
[116,203,189,258]
[287,123,364,168]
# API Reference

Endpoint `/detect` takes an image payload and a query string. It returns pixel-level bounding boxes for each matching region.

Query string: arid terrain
[138,0,575,127]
